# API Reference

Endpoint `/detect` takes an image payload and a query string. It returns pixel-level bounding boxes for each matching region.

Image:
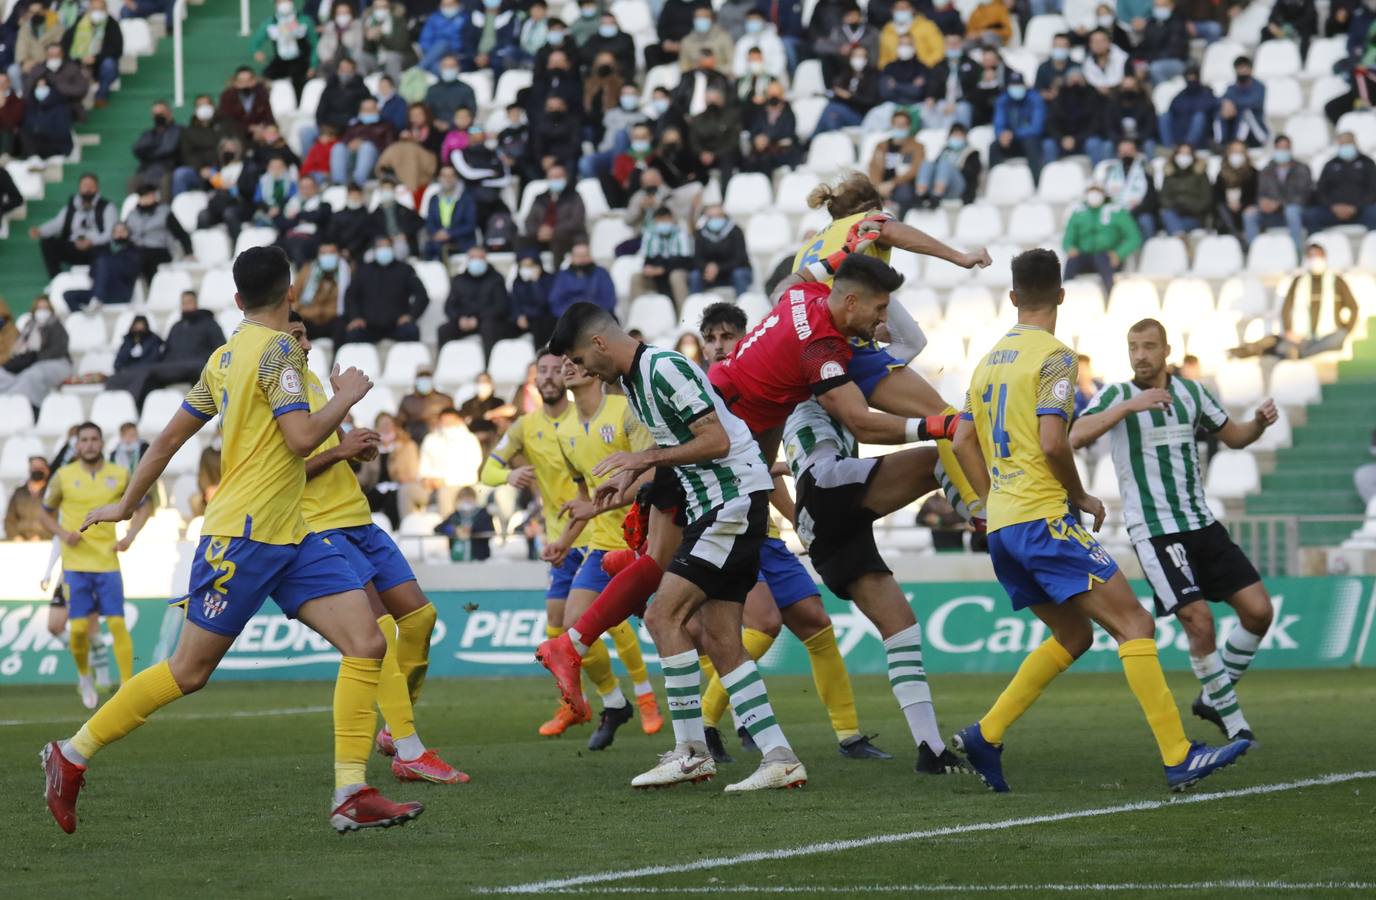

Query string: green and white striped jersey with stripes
[782,398,857,481]
[622,344,773,524]
[1082,377,1228,543]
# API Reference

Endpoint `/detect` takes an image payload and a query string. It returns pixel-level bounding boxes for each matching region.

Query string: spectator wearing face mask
[867,108,921,214]
[459,371,508,426]
[60,0,121,107]
[532,19,573,76]
[582,12,637,79]
[423,166,478,260]
[317,1,365,76]
[1080,28,1127,93]
[686,85,741,184]
[646,0,710,71]
[1093,138,1159,238]
[418,407,485,517]
[366,177,423,257]
[1232,244,1357,360]
[568,0,603,47]
[1213,140,1257,243]
[631,207,694,308]
[965,0,1012,45]
[172,94,228,196]
[341,236,426,344]
[332,96,396,185]
[90,184,191,305]
[6,455,54,540]
[522,164,586,268]
[25,46,88,116]
[130,101,182,194]
[361,0,415,79]
[913,123,981,207]
[1158,143,1212,236]
[217,66,275,141]
[376,107,441,194]
[438,247,515,360]
[434,486,495,561]
[274,176,332,264]
[525,93,582,179]
[510,249,557,348]
[292,242,348,339]
[249,1,317,99]
[1245,135,1310,253]
[816,46,878,134]
[324,184,371,259]
[1136,0,1189,85]
[690,205,752,296]
[112,316,162,373]
[817,4,878,84]
[1216,55,1267,148]
[253,156,298,226]
[104,291,224,405]
[15,3,64,79]
[1160,62,1218,149]
[743,81,800,171]
[584,85,648,185]
[990,71,1046,181]
[398,367,455,442]
[733,10,786,79]
[1100,76,1157,159]
[871,35,928,128]
[31,174,116,278]
[460,0,522,75]
[425,55,478,128]
[548,242,616,317]
[1043,66,1109,164]
[880,0,943,68]
[108,423,148,477]
[1062,184,1141,294]
[0,295,69,408]
[583,50,625,122]
[1035,33,1073,98]
[18,75,73,160]
[1303,134,1376,233]
[419,0,465,72]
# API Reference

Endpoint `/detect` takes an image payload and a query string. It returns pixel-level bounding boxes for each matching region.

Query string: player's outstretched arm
[1069,387,1172,449]
[818,380,951,445]
[1217,398,1278,449]
[1040,415,1104,531]
[878,218,992,269]
[82,408,207,530]
[277,365,373,457]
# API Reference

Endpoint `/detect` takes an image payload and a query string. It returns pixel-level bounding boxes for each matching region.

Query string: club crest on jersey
[105,476,118,489]
[280,367,302,395]
[600,424,615,444]
[1053,379,1072,402]
[202,592,228,619]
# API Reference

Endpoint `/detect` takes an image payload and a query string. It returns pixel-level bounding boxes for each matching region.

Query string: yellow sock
[335,656,383,789]
[698,655,726,727]
[69,616,91,678]
[608,620,649,685]
[802,625,860,741]
[581,638,618,696]
[394,603,435,707]
[107,616,134,683]
[1119,638,1191,767]
[374,615,417,741]
[69,660,183,760]
[979,637,1074,744]
[546,624,565,639]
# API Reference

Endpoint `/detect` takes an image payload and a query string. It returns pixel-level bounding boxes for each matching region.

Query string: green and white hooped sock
[1221,626,1263,682]
[1191,651,1251,738]
[885,624,945,754]
[661,650,705,747]
[721,660,791,756]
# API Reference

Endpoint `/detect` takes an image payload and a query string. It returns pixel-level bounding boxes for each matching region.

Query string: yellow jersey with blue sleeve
[793,209,892,276]
[181,320,312,545]
[301,370,374,532]
[484,405,585,547]
[43,460,129,572]
[558,394,654,552]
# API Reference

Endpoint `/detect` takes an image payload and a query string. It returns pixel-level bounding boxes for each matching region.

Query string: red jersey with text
[707,281,852,432]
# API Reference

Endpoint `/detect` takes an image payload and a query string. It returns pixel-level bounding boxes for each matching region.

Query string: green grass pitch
[4,669,1374,898]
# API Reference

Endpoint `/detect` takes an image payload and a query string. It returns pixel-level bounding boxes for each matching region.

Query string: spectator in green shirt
[1062,183,1142,294]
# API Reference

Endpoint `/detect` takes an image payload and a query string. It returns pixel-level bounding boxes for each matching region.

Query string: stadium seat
[1160,277,1215,322]
[896,287,942,324]
[269,79,298,121]
[1264,77,1303,119]
[922,253,973,289]
[1305,36,1348,79]
[0,435,45,479]
[590,218,635,261]
[412,259,452,308]
[975,244,1018,288]
[1106,278,1160,326]
[1201,40,1246,85]
[64,311,107,354]
[370,511,394,536]
[903,207,950,240]
[789,59,826,98]
[675,293,718,337]
[6,161,44,201]
[1022,14,1068,55]
[170,191,207,232]
[1190,235,1244,278]
[953,204,1002,244]
[493,68,533,108]
[942,286,997,338]
[627,294,677,342]
[805,132,857,175]
[1035,160,1086,204]
[576,178,610,221]
[723,173,773,219]
[488,337,535,388]
[216,309,243,338]
[197,266,238,312]
[1254,39,1302,80]
[745,211,792,257]
[146,268,194,313]
[1269,359,1321,406]
[140,389,185,437]
[1338,111,1376,153]
[1217,276,1270,317]
[459,71,493,108]
[1246,233,1299,276]
[381,342,433,388]
[1151,76,1185,116]
[0,395,35,438]
[297,78,327,119]
[640,63,681,96]
[350,385,396,430]
[90,390,139,436]
[1249,403,1292,451]
[334,343,381,378]
[1204,449,1259,498]
[1359,232,1376,271]
[306,342,332,387]
[610,254,642,301]
[1091,454,1120,502]
[738,291,772,328]
[775,171,821,215]
[399,511,442,535]
[165,435,203,477]
[516,179,548,223]
[1137,236,1189,278]
[1216,360,1264,408]
[1284,112,1332,162]
[191,228,232,266]
[983,162,1035,206]
[434,338,485,391]
[1006,202,1055,243]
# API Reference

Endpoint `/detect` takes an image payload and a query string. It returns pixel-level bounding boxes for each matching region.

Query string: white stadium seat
[1254,39,1302,80]
[1036,160,1087,204]
[627,294,677,342]
[1204,449,1260,498]
[1201,40,1246,85]
[1022,14,1068,55]
[903,207,950,240]
[170,191,207,232]
[64,312,107,354]
[775,171,821,215]
[0,395,35,438]
[1216,360,1264,408]
[983,162,1035,206]
[953,204,1002,245]
[1217,276,1271,318]
[1190,235,1244,278]
[974,244,1019,288]
[805,132,857,175]
[1137,236,1189,278]
[1306,231,1354,271]
[1091,454,1120,502]
[1106,278,1159,326]
[1264,77,1303,119]
[1006,202,1055,243]
[381,342,433,388]
[1160,278,1215,322]
[0,435,45,479]
[191,228,232,266]
[147,268,194,312]
[35,394,84,438]
[140,389,186,437]
[1305,36,1348,79]
[1246,233,1299,276]
[488,337,535,388]
[576,178,609,220]
[789,59,826,98]
[434,338,486,392]
[333,343,381,379]
[198,265,239,311]
[91,391,139,436]
[1269,360,1321,406]
[723,173,773,219]
[590,218,635,261]
[745,211,791,257]
[350,386,396,431]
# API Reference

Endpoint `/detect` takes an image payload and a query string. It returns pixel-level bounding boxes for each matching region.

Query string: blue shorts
[322,524,417,593]
[850,344,904,397]
[571,548,612,595]
[756,538,817,608]
[547,547,586,601]
[65,571,125,618]
[181,533,364,637]
[988,514,1120,611]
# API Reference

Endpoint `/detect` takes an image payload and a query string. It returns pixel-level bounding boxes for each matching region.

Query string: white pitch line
[483,770,1376,895]
[518,883,1376,895]
[0,705,331,728]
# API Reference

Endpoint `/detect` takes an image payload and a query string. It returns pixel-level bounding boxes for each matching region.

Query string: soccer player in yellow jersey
[548,358,665,750]
[950,248,1251,793]
[42,247,423,835]
[285,315,467,785]
[39,422,153,708]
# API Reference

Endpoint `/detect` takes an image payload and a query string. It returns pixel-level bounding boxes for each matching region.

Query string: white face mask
[1175,153,1193,168]
[45,58,61,71]
[1308,256,1327,274]
[1086,191,1104,208]
[896,44,915,61]
[196,103,214,121]
[1227,152,1246,168]
[89,9,107,23]
[335,13,352,27]
[519,265,540,281]
[850,55,867,71]
[33,308,52,324]
[276,2,294,16]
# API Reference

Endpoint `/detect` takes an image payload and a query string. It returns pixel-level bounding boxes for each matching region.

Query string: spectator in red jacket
[217,66,276,141]
[300,124,338,183]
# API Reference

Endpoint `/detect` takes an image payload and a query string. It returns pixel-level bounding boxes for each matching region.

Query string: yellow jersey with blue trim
[962,324,1078,533]
[558,394,654,551]
[301,370,374,532]
[181,320,312,545]
[489,405,585,547]
[792,209,893,280]
[43,460,129,572]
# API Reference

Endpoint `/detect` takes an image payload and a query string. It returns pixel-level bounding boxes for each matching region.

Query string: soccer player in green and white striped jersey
[548,302,807,793]
[1070,318,1278,742]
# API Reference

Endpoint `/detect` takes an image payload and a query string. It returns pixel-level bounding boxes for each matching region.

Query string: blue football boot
[951,723,1009,793]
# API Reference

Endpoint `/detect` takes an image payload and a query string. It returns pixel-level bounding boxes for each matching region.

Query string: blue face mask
[1151,5,1170,19]
[948,137,966,150]
[745,18,763,33]
[547,30,565,45]
[1051,47,1069,62]
[893,9,912,25]
[707,216,726,230]
[1273,148,1292,164]
[1008,85,1026,101]
[483,0,499,7]
[375,247,395,265]
[1339,144,1359,161]
[598,23,616,37]
[945,49,961,61]
[359,112,379,124]
[620,94,639,110]
[890,127,908,140]
[440,67,458,81]
[652,98,671,115]
[318,253,338,271]
[439,4,458,16]
[631,138,651,154]
[656,221,675,235]
[548,178,566,193]
[467,259,488,276]
[468,124,484,135]
[693,17,711,32]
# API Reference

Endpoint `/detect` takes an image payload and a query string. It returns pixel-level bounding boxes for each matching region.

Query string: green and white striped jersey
[782,398,856,481]
[1082,377,1228,543]
[621,344,773,524]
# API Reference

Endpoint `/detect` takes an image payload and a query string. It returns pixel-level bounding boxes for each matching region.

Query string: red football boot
[41,741,86,834]
[601,548,639,576]
[391,749,470,784]
[535,632,590,719]
[330,787,424,833]
[375,727,396,757]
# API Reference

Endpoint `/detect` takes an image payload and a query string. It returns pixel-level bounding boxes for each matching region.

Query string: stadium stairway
[0,0,251,312]
[1245,317,1376,550]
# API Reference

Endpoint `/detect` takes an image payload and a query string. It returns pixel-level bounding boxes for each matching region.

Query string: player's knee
[345,628,388,660]
[784,598,829,640]
[1053,621,1093,658]
[1235,595,1273,635]
[1117,603,1157,643]
[170,660,213,694]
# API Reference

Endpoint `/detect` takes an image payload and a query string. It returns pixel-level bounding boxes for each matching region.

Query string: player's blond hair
[806,173,884,220]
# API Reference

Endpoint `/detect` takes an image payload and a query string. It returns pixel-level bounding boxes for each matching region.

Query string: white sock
[60,739,88,766]
[333,784,367,807]
[1221,625,1264,682]
[394,732,427,761]
[721,660,791,755]
[633,680,654,697]
[600,685,628,709]
[884,624,945,755]
[567,627,589,656]
[1191,652,1250,737]
[660,649,704,747]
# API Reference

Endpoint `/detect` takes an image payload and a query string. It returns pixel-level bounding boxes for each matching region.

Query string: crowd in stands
[2,0,1376,556]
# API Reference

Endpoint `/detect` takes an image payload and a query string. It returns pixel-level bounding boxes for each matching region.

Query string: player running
[479,349,662,741]
[544,356,664,749]
[695,301,890,763]
[1069,318,1276,743]
[42,247,422,834]
[39,422,153,708]
[286,316,468,784]
[949,249,1250,793]
[547,302,805,792]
